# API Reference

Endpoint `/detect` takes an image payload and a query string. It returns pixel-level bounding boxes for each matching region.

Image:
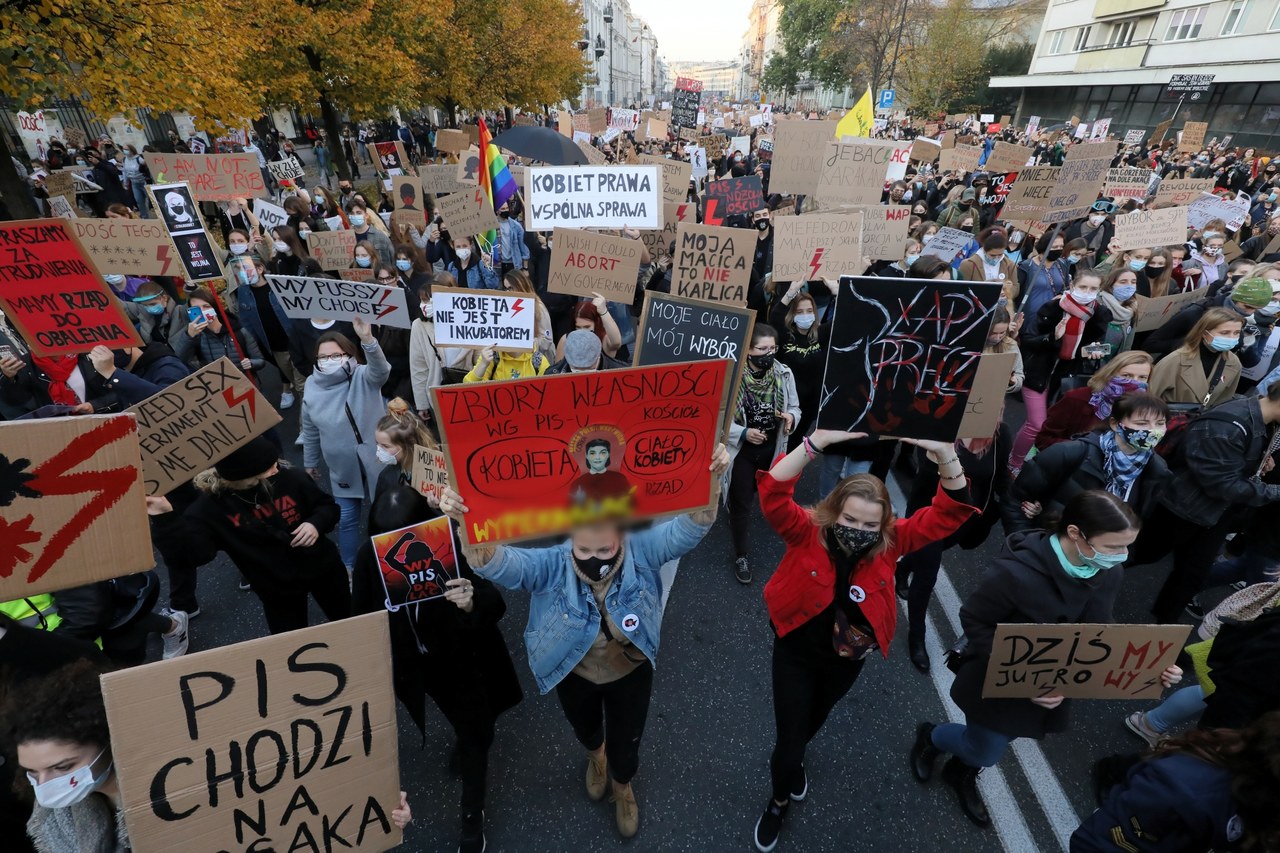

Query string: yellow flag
[834,86,875,140]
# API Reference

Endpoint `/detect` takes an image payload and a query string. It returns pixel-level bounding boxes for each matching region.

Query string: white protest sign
[1186,191,1251,232]
[266,158,305,182]
[609,108,640,132]
[253,198,288,232]
[1114,206,1188,250]
[525,166,661,230]
[688,146,708,180]
[266,275,412,328]
[1124,129,1146,145]
[1089,118,1112,141]
[730,136,750,157]
[429,287,536,352]
[921,226,973,262]
[882,141,914,182]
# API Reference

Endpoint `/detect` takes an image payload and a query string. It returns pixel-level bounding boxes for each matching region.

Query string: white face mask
[310,319,336,330]
[316,356,350,375]
[375,447,398,466]
[229,243,249,255]
[273,241,290,254]
[456,248,472,262]
[1088,214,1105,226]
[1071,289,1099,304]
[421,302,435,319]
[28,749,111,809]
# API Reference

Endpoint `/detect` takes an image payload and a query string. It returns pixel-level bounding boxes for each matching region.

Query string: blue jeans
[1144,684,1206,733]
[334,496,363,569]
[931,722,1013,768]
[817,454,872,498]
[131,181,151,217]
[1206,545,1277,589]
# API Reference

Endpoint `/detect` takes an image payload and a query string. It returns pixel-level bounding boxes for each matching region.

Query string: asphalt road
[144,378,1206,853]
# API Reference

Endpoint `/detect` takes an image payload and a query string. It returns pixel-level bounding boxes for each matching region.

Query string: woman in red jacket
[752,428,976,852]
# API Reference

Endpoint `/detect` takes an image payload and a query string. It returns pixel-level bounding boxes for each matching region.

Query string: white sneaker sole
[754,815,779,853]
[1123,714,1160,747]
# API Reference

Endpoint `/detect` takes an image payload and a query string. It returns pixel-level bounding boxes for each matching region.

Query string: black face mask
[832,524,878,554]
[575,555,614,580]
[1045,249,1063,262]
[755,219,770,232]
[749,353,775,372]
[498,210,509,219]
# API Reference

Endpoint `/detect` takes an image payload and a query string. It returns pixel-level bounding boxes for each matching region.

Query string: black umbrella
[491,126,587,166]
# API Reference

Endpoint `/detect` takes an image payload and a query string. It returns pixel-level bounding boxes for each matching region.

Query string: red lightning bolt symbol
[156,244,175,277]
[223,384,258,420]
[373,286,399,321]
[808,248,825,281]
[511,298,525,316]
[17,418,139,585]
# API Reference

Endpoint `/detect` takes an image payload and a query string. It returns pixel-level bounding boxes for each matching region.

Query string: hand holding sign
[443,577,474,613]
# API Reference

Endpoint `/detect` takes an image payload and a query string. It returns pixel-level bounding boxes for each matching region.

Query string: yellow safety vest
[0,595,63,632]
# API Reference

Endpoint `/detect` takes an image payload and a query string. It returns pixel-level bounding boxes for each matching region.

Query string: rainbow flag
[477,117,517,219]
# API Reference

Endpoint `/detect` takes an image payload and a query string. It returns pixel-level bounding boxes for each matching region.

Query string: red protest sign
[371,516,458,609]
[705,176,765,224]
[0,219,143,357]
[432,362,729,544]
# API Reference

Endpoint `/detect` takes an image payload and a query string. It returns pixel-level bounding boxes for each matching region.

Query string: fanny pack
[832,609,877,660]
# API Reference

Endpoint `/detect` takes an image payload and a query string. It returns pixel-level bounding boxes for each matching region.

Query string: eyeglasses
[376,275,396,283]
[751,346,778,355]
[316,354,347,364]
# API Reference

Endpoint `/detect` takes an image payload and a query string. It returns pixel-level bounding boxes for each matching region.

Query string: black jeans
[155,481,201,612]
[1131,503,1233,623]
[555,661,654,785]
[896,534,953,640]
[769,635,865,802]
[254,564,353,634]
[729,437,776,557]
[430,687,496,815]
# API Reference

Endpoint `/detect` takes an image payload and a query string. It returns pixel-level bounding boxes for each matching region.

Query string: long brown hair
[784,293,819,343]
[1180,307,1242,354]
[809,474,897,558]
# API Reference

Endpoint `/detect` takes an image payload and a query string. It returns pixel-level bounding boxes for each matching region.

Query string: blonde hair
[377,398,436,473]
[808,474,897,559]
[1181,307,1243,354]
[1087,350,1154,392]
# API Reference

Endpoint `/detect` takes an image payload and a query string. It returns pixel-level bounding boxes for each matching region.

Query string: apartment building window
[1074,25,1092,50]
[1165,6,1206,40]
[1112,19,1136,45]
[1221,0,1250,34]
[1047,29,1066,53]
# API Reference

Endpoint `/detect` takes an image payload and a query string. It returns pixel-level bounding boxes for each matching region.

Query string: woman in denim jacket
[438,443,729,841]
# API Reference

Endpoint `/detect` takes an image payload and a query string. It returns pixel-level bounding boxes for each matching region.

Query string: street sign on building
[1165,74,1215,100]
[878,89,896,110]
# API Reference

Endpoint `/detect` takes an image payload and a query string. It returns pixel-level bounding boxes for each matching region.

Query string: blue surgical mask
[349,214,366,228]
[1067,255,1081,265]
[1006,250,1022,263]
[1270,194,1277,203]
[355,255,372,268]
[1128,259,1147,272]
[1113,284,1138,302]
[395,259,413,272]
[905,253,920,267]
[142,302,165,315]
[104,274,125,286]
[1079,538,1128,571]
[1209,335,1237,352]
[794,313,816,331]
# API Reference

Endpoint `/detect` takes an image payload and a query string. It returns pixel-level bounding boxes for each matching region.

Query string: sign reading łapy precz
[525,166,661,231]
[127,358,283,495]
[429,286,536,352]
[982,623,1192,700]
[100,613,403,853]
[432,361,728,545]
[0,218,143,357]
[266,275,412,329]
[818,276,1004,441]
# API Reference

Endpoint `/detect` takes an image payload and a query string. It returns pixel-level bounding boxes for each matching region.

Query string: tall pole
[885,0,910,92]
[609,21,615,106]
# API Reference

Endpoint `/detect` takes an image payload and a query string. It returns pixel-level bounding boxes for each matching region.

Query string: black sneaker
[735,556,752,585]
[1184,599,1205,621]
[458,810,485,853]
[789,765,808,802]
[238,577,252,591]
[753,799,788,852]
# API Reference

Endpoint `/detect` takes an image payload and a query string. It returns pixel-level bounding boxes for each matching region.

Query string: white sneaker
[160,608,190,659]
[280,390,296,409]
[1124,711,1163,747]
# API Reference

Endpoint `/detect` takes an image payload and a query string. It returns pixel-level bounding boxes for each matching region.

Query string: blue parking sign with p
[878,89,895,109]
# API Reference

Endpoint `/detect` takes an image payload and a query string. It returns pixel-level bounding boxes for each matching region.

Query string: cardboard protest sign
[43,169,74,198]
[982,623,1191,699]
[587,108,608,135]
[814,140,896,207]
[307,228,356,270]
[1187,191,1250,232]
[769,120,839,196]
[421,164,472,195]
[547,228,643,304]
[46,194,77,219]
[0,219,143,357]
[1152,118,1174,143]
[919,226,975,263]
[556,111,573,138]
[644,118,669,141]
[432,361,728,544]
[1152,178,1216,207]
[0,415,152,600]
[640,202,691,259]
[1105,167,1155,200]
[143,153,266,201]
[266,275,412,329]
[371,516,457,608]
[101,613,402,853]
[636,154,692,205]
[436,128,469,154]
[435,187,500,240]
[456,145,481,185]
[817,276,1003,440]
[909,137,941,163]
[1178,121,1208,152]
[576,140,608,166]
[773,213,865,280]
[127,358,283,495]
[849,204,911,261]
[938,145,983,175]
[633,292,754,422]
[71,218,182,278]
[1114,206,1188,251]
[1041,143,1115,225]
[957,351,1018,438]
[149,182,226,284]
[671,222,752,305]
[1132,288,1204,333]
[984,141,1033,174]
[430,286,537,352]
[525,166,661,230]
[705,176,765,223]
[411,444,449,501]
[369,140,411,175]
[266,158,305,183]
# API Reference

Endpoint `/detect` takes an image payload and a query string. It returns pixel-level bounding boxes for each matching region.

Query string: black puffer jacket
[1014,431,1171,525]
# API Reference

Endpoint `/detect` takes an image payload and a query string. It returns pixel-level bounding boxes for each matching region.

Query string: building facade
[578,0,666,108]
[991,0,1280,148]
[666,61,743,100]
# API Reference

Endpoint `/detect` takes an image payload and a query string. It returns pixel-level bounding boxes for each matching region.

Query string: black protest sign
[705,176,765,224]
[100,613,402,853]
[148,182,226,283]
[817,276,1003,440]
[672,88,701,130]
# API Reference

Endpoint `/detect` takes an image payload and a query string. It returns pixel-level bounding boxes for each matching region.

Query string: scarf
[1097,290,1133,325]
[1058,292,1095,361]
[1088,376,1146,420]
[34,355,80,406]
[736,366,780,427]
[1099,428,1150,500]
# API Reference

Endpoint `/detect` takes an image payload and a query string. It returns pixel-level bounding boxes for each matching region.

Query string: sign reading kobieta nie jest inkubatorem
[432,361,728,545]
[266,275,412,329]
[100,613,403,853]
[429,286,536,352]
[817,276,1004,441]
[525,166,661,230]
